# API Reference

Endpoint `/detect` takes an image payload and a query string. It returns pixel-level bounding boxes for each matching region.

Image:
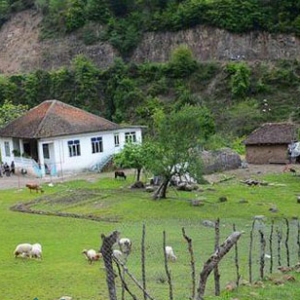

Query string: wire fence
[100,218,300,300]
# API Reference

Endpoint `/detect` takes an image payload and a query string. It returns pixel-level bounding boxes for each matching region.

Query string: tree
[0,100,28,127]
[113,142,144,181]
[143,105,215,199]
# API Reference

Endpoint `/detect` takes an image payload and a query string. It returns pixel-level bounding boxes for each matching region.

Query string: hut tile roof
[244,122,297,145]
[0,100,120,138]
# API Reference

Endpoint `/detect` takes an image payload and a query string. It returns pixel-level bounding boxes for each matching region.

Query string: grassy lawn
[1,171,300,300]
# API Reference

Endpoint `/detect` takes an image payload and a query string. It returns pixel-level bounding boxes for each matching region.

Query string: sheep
[14,243,32,258]
[26,183,44,193]
[30,243,42,259]
[118,238,132,256]
[165,246,177,262]
[112,249,124,263]
[82,249,102,264]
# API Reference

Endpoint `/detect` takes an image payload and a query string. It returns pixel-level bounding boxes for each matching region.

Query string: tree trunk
[137,168,141,182]
[153,179,170,199]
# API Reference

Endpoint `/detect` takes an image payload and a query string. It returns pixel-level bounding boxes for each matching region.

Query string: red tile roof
[0,100,120,138]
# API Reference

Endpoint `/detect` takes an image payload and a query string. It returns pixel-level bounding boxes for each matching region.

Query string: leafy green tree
[143,104,215,199]
[0,0,9,26]
[85,0,111,23]
[71,55,100,108]
[0,100,28,127]
[166,44,197,78]
[114,142,144,181]
[65,0,86,32]
[0,75,19,103]
[226,62,251,98]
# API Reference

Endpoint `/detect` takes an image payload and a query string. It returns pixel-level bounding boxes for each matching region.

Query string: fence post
[214,219,220,296]
[297,220,300,261]
[259,230,266,280]
[233,224,240,287]
[163,231,173,300]
[269,220,274,274]
[197,231,243,300]
[248,220,255,283]
[142,224,147,300]
[182,227,195,299]
[276,228,282,266]
[284,218,290,267]
[100,231,120,300]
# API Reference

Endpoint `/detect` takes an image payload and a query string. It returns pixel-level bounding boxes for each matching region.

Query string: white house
[0,100,143,177]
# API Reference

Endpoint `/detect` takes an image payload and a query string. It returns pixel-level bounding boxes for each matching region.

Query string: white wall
[0,127,143,176]
[41,127,143,175]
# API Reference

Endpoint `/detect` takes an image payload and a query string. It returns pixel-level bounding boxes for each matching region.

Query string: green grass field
[2,172,300,300]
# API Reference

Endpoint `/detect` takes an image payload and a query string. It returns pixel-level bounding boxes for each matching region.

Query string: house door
[42,143,56,175]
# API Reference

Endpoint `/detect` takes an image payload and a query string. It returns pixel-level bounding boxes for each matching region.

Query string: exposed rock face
[132,28,300,63]
[0,10,116,74]
[1,10,300,74]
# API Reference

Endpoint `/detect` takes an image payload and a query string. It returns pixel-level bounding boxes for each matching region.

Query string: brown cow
[26,183,44,193]
[114,171,126,180]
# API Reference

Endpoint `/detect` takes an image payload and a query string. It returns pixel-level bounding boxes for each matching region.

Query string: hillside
[1,9,300,148]
[1,10,300,74]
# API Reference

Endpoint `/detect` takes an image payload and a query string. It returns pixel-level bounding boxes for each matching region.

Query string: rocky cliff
[1,10,300,74]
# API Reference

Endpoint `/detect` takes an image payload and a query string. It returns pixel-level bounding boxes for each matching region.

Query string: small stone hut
[244,122,298,164]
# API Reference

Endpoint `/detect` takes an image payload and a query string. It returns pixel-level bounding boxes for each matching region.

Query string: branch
[196,231,243,300]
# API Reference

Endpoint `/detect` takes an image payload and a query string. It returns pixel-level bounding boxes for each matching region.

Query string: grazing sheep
[26,183,44,193]
[82,249,102,264]
[165,246,177,262]
[112,249,124,262]
[118,238,132,256]
[14,243,32,258]
[31,243,42,259]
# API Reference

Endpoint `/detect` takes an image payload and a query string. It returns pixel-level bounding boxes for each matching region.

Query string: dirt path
[0,164,291,190]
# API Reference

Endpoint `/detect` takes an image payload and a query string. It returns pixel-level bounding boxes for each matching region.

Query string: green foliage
[0,0,10,26]
[226,62,251,98]
[71,55,100,108]
[104,15,142,57]
[85,0,111,23]
[65,0,86,32]
[224,99,263,136]
[114,142,145,180]
[0,99,28,127]
[166,44,198,78]
[143,105,215,198]
[0,75,19,103]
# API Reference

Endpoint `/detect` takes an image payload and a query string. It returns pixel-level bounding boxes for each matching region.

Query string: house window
[4,141,10,157]
[91,137,103,153]
[114,134,120,147]
[125,132,137,143]
[43,144,50,159]
[68,140,81,157]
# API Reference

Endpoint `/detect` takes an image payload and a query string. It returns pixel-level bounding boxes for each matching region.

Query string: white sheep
[82,249,102,264]
[165,246,177,262]
[112,249,124,263]
[31,243,42,259]
[118,238,132,256]
[14,243,32,258]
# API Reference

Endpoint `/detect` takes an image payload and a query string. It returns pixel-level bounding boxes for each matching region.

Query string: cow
[115,171,126,180]
[26,183,44,193]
